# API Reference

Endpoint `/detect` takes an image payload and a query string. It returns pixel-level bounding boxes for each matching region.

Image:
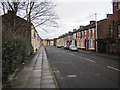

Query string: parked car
[57,45,61,48]
[69,45,78,51]
[64,45,69,49]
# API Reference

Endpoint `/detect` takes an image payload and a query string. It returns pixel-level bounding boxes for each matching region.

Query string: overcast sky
[38,0,113,39]
[0,0,113,39]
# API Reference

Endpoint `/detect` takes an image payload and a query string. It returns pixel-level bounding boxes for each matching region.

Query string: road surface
[45,46,119,88]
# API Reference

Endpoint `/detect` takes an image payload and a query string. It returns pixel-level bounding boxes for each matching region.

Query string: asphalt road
[45,46,119,88]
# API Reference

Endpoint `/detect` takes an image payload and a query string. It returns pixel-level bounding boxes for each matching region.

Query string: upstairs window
[92,28,94,37]
[118,25,120,38]
[79,32,81,38]
[118,0,120,9]
[77,32,78,39]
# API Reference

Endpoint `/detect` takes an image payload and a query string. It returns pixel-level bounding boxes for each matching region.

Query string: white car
[69,45,78,51]
[57,45,61,48]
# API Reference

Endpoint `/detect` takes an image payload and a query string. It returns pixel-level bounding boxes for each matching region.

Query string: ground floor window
[77,40,80,48]
[81,39,85,48]
[79,41,81,47]
[89,39,95,49]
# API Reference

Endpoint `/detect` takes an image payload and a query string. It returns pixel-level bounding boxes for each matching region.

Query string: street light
[95,13,98,52]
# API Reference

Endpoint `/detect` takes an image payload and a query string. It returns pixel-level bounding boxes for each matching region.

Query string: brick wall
[2,11,31,41]
[113,0,120,54]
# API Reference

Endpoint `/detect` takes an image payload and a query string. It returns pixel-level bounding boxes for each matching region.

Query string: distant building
[55,14,114,53]
[42,40,48,46]
[75,14,113,53]
[42,39,55,46]
[76,21,96,51]
[31,24,42,52]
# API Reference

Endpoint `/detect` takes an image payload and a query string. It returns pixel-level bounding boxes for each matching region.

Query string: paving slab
[4,46,58,89]
[25,77,40,88]
[41,84,56,88]
[40,47,58,88]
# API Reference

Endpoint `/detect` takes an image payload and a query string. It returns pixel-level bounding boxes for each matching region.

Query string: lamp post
[95,13,98,52]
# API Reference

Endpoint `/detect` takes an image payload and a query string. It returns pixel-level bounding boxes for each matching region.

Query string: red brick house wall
[2,11,31,41]
[113,0,120,54]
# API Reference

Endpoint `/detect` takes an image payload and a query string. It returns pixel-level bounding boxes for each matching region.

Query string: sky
[0,0,113,39]
[38,0,113,39]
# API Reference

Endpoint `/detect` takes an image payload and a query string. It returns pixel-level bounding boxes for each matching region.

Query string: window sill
[81,47,85,48]
[89,48,95,50]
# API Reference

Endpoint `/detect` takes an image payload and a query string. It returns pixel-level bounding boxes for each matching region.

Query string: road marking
[67,75,77,78]
[79,56,95,63]
[107,66,120,72]
[68,53,75,56]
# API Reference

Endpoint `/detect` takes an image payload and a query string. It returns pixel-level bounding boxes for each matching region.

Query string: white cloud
[53,0,112,3]
[37,0,113,39]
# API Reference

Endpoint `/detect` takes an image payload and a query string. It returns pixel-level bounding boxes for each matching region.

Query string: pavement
[78,49,120,60]
[4,46,58,89]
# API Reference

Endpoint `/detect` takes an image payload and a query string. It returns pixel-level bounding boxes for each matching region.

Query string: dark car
[64,45,69,49]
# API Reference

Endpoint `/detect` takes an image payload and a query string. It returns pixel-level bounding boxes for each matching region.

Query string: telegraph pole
[95,13,98,52]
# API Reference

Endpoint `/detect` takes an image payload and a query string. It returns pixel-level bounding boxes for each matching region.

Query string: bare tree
[0,0,58,28]
[23,0,58,30]
[0,0,58,37]
[0,0,26,32]
[0,1,25,15]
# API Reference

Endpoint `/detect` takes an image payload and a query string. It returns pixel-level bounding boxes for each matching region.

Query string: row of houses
[2,0,119,54]
[31,24,42,52]
[2,10,43,52]
[45,0,120,54]
[1,10,59,52]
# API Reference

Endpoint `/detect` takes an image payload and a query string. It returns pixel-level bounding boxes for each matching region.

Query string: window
[89,40,91,48]
[118,25,120,38]
[79,32,81,39]
[89,40,95,49]
[92,28,94,37]
[118,1,120,10]
[111,29,113,37]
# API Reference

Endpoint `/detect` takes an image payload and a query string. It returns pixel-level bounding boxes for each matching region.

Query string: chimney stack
[107,14,113,18]
[79,25,84,29]
[73,29,77,32]
[90,20,95,24]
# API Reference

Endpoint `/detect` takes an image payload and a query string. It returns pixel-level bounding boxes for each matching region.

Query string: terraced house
[53,0,120,54]
[112,0,120,54]
[75,22,96,51]
[31,24,42,52]
[56,13,113,53]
